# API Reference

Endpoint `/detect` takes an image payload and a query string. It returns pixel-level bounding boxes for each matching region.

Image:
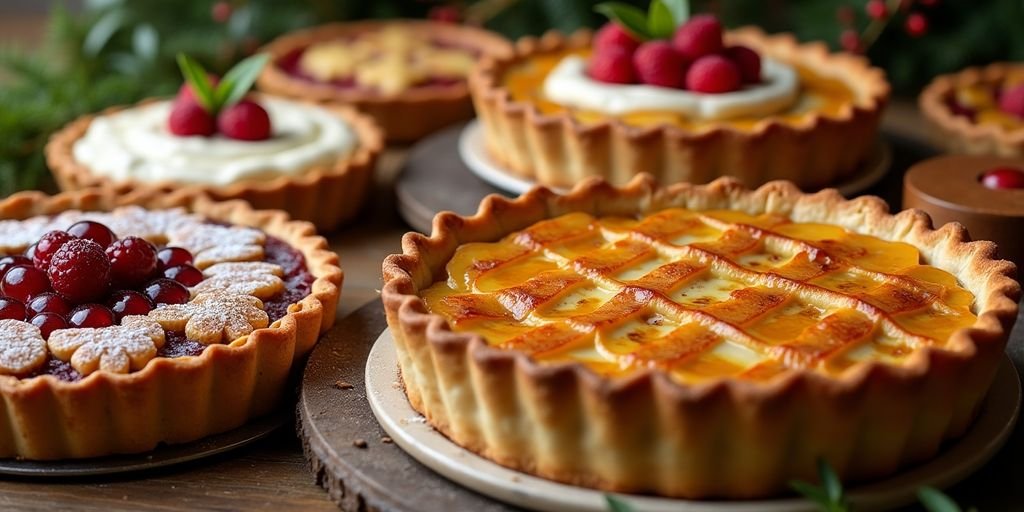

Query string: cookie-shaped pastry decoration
[50,207,201,245]
[0,217,58,254]
[0,320,48,376]
[148,291,269,345]
[192,262,285,299]
[47,316,166,375]
[168,224,265,269]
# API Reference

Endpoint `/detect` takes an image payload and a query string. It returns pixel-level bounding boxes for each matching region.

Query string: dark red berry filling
[27,292,71,317]
[108,290,155,320]
[68,304,116,328]
[31,312,67,338]
[67,220,117,248]
[144,278,190,306]
[157,247,194,270]
[0,298,26,321]
[162,264,204,287]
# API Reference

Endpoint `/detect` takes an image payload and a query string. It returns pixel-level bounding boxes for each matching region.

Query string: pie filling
[946,71,1024,129]
[504,48,859,131]
[0,208,314,382]
[422,209,976,383]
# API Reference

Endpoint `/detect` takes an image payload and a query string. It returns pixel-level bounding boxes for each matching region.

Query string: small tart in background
[45,94,383,232]
[920,63,1024,157]
[257,20,513,142]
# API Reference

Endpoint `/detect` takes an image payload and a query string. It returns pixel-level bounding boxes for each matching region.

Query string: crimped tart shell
[470,28,890,190]
[919,63,1024,157]
[381,175,1019,498]
[45,95,383,233]
[0,188,342,460]
[257,20,513,142]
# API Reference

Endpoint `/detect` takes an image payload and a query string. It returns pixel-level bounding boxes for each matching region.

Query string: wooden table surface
[2,11,1020,512]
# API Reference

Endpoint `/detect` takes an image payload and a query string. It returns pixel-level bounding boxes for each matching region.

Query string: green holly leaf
[818,458,845,506]
[175,53,216,112]
[647,0,676,39]
[918,487,963,512]
[659,0,690,28]
[215,53,270,109]
[595,2,651,40]
[604,494,634,512]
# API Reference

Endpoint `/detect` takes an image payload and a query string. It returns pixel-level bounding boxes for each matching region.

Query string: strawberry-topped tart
[470,0,889,189]
[0,188,341,460]
[46,54,382,232]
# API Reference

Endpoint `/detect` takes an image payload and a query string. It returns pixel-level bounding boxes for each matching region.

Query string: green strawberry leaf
[215,53,270,110]
[604,494,634,512]
[595,2,651,41]
[647,0,676,40]
[817,458,845,507]
[175,53,216,112]
[660,0,690,27]
[918,487,963,512]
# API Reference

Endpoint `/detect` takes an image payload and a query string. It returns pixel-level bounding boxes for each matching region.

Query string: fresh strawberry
[633,41,687,89]
[218,99,272,141]
[672,14,724,61]
[594,22,640,54]
[685,55,741,93]
[588,46,637,85]
[724,45,761,83]
[168,98,216,137]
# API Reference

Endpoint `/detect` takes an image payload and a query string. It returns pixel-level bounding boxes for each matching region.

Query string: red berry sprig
[169,53,272,141]
[836,0,935,54]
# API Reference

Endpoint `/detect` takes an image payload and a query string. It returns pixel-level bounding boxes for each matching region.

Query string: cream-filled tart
[382,175,1019,498]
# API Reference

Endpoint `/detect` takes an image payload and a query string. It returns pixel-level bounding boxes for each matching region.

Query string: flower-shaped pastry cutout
[148,291,269,345]
[0,320,48,376]
[192,262,285,299]
[168,224,265,269]
[51,207,201,245]
[47,316,166,376]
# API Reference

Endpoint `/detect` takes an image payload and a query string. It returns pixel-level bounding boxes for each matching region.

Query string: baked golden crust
[44,95,383,233]
[257,20,513,142]
[919,63,1024,157]
[470,28,889,190]
[381,175,1019,498]
[0,188,342,460]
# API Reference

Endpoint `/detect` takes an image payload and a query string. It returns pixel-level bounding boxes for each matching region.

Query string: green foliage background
[2,0,1022,196]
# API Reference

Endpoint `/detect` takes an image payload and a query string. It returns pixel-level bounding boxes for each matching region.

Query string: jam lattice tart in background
[0,189,341,460]
[382,175,1019,499]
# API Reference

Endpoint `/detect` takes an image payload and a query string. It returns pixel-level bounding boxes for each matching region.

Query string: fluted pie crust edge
[381,175,1019,498]
[919,63,1024,157]
[469,28,890,190]
[45,95,383,233]
[257,19,513,142]
[0,188,342,460]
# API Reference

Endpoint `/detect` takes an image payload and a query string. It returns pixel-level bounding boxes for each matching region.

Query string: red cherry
[0,298,26,321]
[47,239,111,304]
[68,304,115,329]
[156,247,194,270]
[108,290,155,321]
[866,0,889,20]
[30,313,67,338]
[163,264,204,287]
[632,41,688,89]
[427,5,461,24]
[999,84,1024,119]
[168,98,216,137]
[671,14,724,61]
[176,74,220,104]
[588,46,636,85]
[905,13,928,37]
[724,45,761,84]
[106,236,158,289]
[144,278,190,306]
[1,265,51,303]
[686,55,741,94]
[23,243,36,260]
[218,99,272,141]
[211,1,233,23]
[66,220,117,249]
[27,292,71,317]
[0,255,32,277]
[32,230,76,270]
[840,30,862,53]
[980,167,1024,190]
[593,22,640,54]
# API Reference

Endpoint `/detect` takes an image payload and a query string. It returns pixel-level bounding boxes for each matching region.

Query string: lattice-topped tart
[0,189,341,460]
[382,176,1019,498]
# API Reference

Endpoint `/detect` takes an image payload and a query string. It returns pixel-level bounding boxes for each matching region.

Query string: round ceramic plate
[458,120,893,198]
[366,329,1020,512]
[0,411,287,477]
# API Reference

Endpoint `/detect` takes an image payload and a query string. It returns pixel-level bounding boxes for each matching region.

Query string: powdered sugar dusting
[0,319,47,376]
[0,207,202,253]
[167,224,265,269]
[148,291,269,345]
[47,316,165,375]
[193,262,285,299]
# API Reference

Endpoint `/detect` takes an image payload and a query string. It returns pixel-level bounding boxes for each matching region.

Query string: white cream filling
[72,97,358,186]
[541,55,800,120]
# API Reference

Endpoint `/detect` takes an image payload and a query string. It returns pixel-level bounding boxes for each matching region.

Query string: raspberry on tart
[633,41,687,89]
[32,230,76,270]
[218,99,272,141]
[48,238,111,303]
[672,14,724,61]
[593,22,640,54]
[686,55,741,93]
